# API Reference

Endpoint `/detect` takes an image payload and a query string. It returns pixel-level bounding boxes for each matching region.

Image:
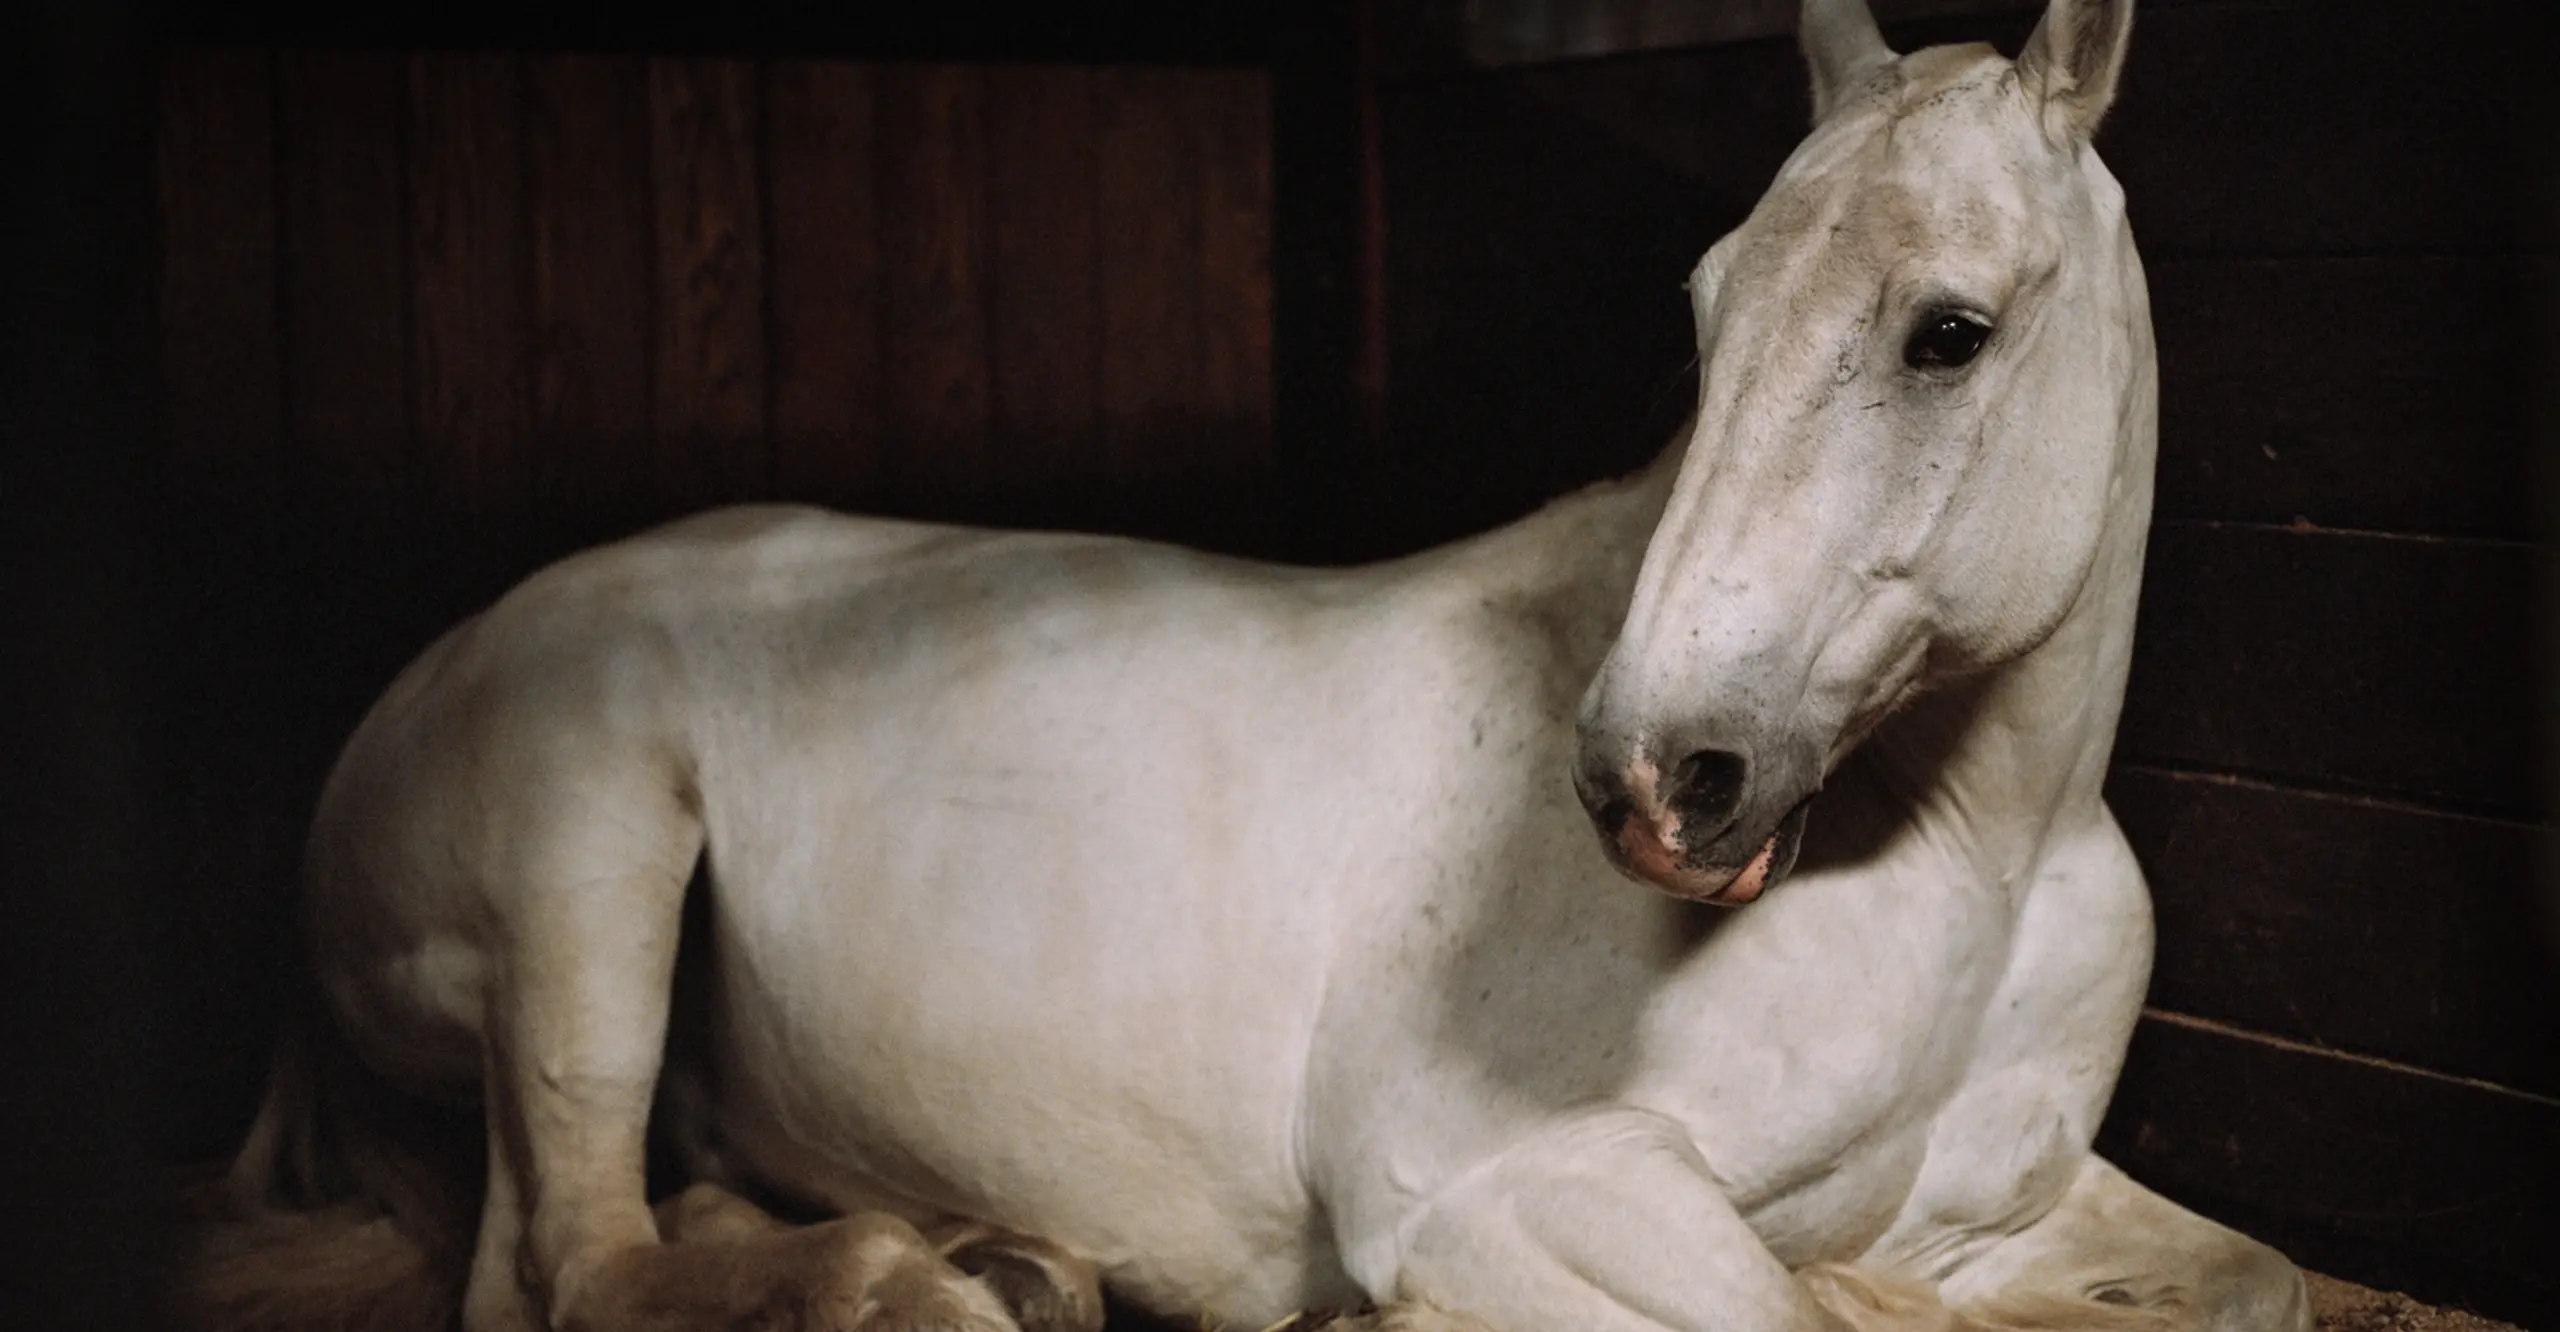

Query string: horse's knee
[654,1181,791,1245]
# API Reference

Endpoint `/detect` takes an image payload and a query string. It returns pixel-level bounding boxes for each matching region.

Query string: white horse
[188,2,2313,1330]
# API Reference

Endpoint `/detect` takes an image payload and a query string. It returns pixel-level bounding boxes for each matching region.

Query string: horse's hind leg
[1937,1156,2309,1332]
[454,753,1015,1332]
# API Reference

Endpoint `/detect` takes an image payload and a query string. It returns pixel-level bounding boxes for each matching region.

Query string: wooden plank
[2116,524,2535,815]
[1096,68,1207,534]
[151,51,300,1160]
[527,54,654,547]
[2106,765,2559,1094]
[876,64,991,514]
[2148,256,2539,540]
[1272,1,1369,562]
[1375,71,1712,554]
[276,49,413,515]
[406,52,534,526]
[1462,1,2534,256]
[149,49,304,1152]
[2098,1013,2560,1328]
[1190,68,1277,551]
[766,59,886,514]
[649,57,770,513]
[2098,1,2533,256]
[983,65,1103,532]
[1504,35,1890,228]
[153,50,285,530]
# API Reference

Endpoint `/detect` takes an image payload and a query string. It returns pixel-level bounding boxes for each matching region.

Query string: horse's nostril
[1668,748,1748,829]
[1594,795,1634,838]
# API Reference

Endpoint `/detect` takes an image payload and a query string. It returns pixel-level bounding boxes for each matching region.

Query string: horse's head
[1574,0,2149,904]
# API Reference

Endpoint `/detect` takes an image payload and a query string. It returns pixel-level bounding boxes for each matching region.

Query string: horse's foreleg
[1366,1107,1909,1332]
[456,763,1016,1332]
[1935,1156,2309,1332]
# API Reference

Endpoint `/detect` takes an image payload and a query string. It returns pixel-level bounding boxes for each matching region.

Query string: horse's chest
[1627,874,2021,1259]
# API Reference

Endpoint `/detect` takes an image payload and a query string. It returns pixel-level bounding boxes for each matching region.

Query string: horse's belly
[680,685,1381,1322]
[692,876,1353,1322]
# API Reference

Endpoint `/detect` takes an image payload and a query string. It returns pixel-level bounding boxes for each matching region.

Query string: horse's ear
[2016,0,2135,142]
[1801,0,1893,123]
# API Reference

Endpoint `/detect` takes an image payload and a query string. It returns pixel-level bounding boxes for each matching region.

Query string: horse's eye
[1903,311,1993,370]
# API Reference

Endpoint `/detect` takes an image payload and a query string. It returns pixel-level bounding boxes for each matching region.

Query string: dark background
[6,0,2554,1327]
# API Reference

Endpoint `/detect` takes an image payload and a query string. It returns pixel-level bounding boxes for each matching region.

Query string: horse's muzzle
[1575,750,1815,905]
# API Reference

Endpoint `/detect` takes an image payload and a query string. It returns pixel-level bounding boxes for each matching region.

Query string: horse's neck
[1862,458,2152,899]
[1452,434,1688,668]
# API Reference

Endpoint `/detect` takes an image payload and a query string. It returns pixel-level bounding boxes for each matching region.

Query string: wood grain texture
[767,59,885,513]
[406,52,533,520]
[528,53,654,545]
[2099,0,2535,256]
[1377,71,1712,553]
[2116,524,2535,815]
[877,64,992,513]
[1190,70,1276,502]
[1096,68,1205,508]
[2108,765,2560,1094]
[149,50,293,1157]
[984,65,1103,530]
[1272,1,1370,561]
[649,56,770,511]
[152,49,284,529]
[1476,2,2537,258]
[2099,1014,2560,1329]
[276,49,413,514]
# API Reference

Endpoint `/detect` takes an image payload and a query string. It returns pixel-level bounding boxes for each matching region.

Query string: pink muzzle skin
[1610,808,1784,906]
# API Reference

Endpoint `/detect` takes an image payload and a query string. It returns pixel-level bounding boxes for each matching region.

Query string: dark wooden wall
[147,48,1273,1158]
[136,2,2560,1326]
[1376,0,2558,1323]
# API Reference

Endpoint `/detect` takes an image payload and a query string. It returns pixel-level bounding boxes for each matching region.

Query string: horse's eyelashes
[1903,310,1995,371]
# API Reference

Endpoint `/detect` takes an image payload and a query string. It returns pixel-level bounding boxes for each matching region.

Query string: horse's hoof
[933,1227,1104,1332]
[836,1255,1022,1332]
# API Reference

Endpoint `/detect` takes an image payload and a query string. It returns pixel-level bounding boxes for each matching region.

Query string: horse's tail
[176,1004,483,1332]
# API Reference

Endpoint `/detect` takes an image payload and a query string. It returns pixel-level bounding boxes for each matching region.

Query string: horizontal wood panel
[2098,1014,2560,1328]
[2148,256,2541,539]
[2098,0,2537,256]
[1477,0,2538,258]
[2106,765,2560,1093]
[2116,524,2535,815]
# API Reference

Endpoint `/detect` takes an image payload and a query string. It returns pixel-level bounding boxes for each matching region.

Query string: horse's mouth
[1606,796,1815,906]
[1703,798,1814,905]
